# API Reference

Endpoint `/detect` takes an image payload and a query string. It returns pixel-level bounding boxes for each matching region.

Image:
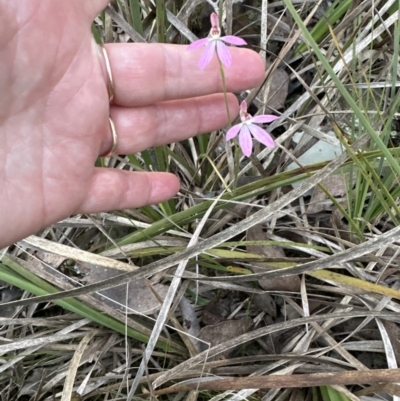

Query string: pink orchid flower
[187,13,247,69]
[226,101,279,157]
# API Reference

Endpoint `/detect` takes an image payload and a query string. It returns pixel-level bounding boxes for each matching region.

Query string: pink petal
[226,124,242,140]
[252,115,280,123]
[216,40,232,67]
[238,124,253,156]
[187,38,209,50]
[210,13,219,29]
[248,124,275,148]
[221,36,247,46]
[240,100,247,113]
[198,41,216,69]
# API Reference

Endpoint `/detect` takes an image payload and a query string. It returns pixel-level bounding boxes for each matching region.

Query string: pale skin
[0,0,265,248]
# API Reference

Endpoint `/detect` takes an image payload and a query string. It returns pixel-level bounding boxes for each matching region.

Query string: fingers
[80,0,112,21]
[105,43,265,107]
[99,93,239,156]
[78,169,180,214]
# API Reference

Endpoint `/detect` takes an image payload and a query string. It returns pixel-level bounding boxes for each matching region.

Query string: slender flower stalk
[217,56,231,125]
[188,13,247,69]
[226,101,279,157]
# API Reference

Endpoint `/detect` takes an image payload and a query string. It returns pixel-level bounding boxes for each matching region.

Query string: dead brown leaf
[201,301,230,326]
[252,293,277,318]
[0,286,23,318]
[247,225,300,293]
[198,317,252,357]
[253,60,289,112]
[307,175,348,214]
[80,263,168,315]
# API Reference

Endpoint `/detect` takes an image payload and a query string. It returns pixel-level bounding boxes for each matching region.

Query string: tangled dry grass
[1,0,400,400]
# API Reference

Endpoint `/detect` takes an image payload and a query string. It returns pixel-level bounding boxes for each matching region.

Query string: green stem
[217,57,231,127]
[217,55,239,193]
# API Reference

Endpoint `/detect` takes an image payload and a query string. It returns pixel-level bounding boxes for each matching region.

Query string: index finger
[105,43,265,106]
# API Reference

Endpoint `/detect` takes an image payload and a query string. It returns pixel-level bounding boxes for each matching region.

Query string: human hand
[0,0,265,248]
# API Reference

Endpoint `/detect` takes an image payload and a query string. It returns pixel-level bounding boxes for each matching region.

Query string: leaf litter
[1,0,400,400]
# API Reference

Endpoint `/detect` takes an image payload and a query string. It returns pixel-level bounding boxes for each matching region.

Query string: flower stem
[217,56,239,193]
[217,57,231,127]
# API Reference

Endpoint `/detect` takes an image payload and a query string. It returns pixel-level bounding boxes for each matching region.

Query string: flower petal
[248,123,275,148]
[221,35,247,46]
[252,114,280,123]
[240,100,247,113]
[238,124,253,156]
[216,40,232,67]
[226,123,242,140]
[198,41,216,69]
[187,38,209,50]
[210,13,219,29]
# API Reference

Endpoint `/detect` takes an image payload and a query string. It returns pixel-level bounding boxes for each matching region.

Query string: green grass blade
[0,257,182,352]
[129,0,144,35]
[156,0,166,43]
[296,0,353,54]
[284,0,400,178]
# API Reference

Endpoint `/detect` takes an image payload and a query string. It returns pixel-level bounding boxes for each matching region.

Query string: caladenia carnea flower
[226,101,279,157]
[187,13,247,69]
